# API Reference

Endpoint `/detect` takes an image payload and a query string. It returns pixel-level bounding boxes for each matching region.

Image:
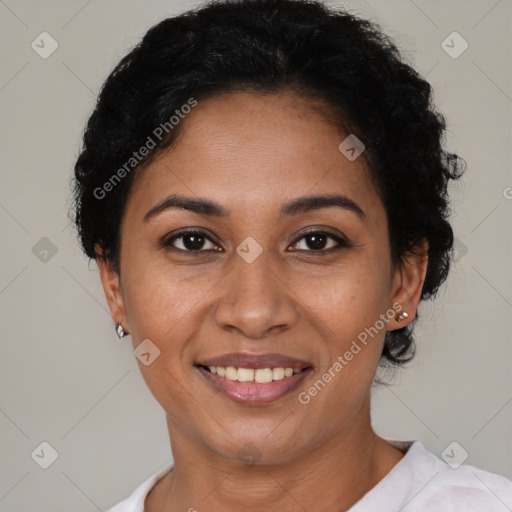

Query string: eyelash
[161,228,350,255]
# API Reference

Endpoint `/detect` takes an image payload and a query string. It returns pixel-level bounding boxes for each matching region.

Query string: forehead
[126,91,384,224]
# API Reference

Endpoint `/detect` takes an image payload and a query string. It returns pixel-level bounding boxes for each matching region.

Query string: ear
[95,245,129,333]
[388,238,429,330]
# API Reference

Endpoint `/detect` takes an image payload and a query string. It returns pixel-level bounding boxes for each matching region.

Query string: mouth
[195,353,313,405]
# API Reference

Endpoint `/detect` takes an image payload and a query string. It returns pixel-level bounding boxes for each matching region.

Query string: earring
[396,310,409,323]
[116,323,128,338]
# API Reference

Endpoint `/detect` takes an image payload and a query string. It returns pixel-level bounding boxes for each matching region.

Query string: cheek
[297,277,387,423]
[294,256,392,411]
[121,258,211,339]
[135,355,200,431]
[121,261,216,401]
[121,264,206,412]
[297,255,391,336]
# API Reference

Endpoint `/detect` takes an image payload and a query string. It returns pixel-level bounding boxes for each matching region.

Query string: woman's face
[99,91,425,464]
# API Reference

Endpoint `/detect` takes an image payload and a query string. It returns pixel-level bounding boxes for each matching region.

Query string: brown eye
[289,230,349,252]
[163,229,220,252]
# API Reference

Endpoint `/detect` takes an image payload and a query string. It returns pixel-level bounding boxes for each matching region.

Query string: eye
[162,229,221,252]
[289,230,349,252]
[161,228,348,254]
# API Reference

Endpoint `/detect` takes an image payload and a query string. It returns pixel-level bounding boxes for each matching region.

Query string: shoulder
[402,441,512,512]
[105,463,173,512]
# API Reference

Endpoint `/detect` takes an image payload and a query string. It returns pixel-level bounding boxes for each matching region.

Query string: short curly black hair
[71,0,465,368]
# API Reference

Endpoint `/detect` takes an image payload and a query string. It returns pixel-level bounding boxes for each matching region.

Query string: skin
[97,91,428,511]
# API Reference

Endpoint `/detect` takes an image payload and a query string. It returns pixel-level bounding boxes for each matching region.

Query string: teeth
[272,367,285,380]
[225,366,238,381]
[237,368,254,382]
[205,366,301,382]
[255,368,273,383]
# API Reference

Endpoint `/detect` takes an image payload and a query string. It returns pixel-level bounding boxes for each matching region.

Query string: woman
[72,0,512,510]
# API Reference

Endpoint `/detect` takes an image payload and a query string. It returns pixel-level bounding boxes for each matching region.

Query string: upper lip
[196,352,312,370]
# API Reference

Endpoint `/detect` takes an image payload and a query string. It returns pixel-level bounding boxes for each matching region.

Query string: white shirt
[105,440,512,511]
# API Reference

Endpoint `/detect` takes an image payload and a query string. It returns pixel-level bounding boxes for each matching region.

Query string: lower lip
[197,366,312,405]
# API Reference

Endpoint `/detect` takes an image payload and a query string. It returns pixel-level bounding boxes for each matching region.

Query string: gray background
[0,0,511,510]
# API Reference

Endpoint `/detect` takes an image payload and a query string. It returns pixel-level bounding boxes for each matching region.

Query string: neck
[148,398,404,512]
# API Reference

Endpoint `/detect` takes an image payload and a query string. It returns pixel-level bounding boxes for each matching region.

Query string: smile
[204,366,301,382]
[195,353,313,405]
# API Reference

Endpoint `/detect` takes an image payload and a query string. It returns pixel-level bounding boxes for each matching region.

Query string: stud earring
[396,310,409,323]
[116,323,129,338]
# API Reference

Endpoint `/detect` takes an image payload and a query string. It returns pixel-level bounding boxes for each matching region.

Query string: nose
[213,252,300,340]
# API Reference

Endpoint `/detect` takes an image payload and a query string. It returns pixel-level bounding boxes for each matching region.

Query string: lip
[195,352,313,405]
[196,352,311,370]
[197,365,312,405]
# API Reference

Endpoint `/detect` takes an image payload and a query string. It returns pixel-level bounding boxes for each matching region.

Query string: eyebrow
[280,194,365,219]
[143,194,230,222]
[143,193,365,222]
